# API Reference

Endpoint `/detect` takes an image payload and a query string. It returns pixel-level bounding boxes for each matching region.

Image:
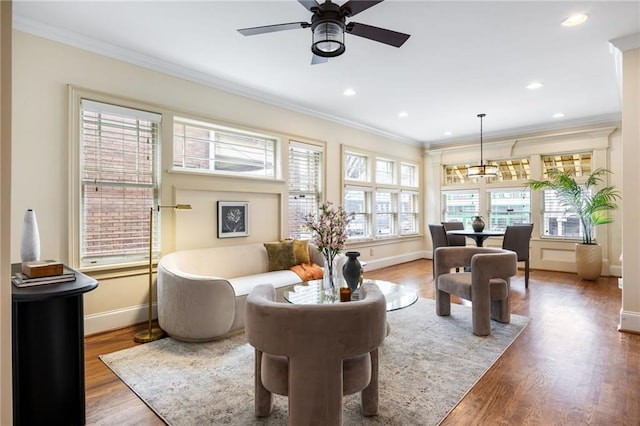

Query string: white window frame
[288,140,323,239]
[343,147,420,240]
[538,152,592,240]
[487,188,531,231]
[70,89,162,269]
[172,116,280,180]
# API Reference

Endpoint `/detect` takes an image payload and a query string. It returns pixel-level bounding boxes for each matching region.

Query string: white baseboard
[364,250,428,271]
[619,308,640,333]
[84,303,157,336]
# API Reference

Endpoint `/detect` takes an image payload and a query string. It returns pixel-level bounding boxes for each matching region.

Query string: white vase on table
[20,209,41,262]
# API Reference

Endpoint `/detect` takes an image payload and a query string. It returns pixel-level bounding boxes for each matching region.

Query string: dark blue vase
[342,251,362,291]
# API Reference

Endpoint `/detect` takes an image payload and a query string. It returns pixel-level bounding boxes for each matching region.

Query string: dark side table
[11,263,98,425]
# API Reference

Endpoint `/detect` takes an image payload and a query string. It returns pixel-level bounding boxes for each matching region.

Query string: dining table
[446,229,505,247]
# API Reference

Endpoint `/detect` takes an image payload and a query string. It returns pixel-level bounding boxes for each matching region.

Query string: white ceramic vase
[20,209,41,262]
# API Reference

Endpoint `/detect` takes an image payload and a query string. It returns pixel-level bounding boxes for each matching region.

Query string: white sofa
[157,242,329,342]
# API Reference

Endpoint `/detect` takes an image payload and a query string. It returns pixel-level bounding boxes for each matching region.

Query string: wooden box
[21,260,64,278]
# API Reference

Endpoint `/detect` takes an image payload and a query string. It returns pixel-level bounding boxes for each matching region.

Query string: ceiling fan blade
[298,0,320,12]
[346,22,410,47]
[238,22,310,36]
[311,54,329,65]
[340,0,384,17]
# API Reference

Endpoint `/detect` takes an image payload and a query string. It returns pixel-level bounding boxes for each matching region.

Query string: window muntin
[173,117,277,179]
[442,190,480,229]
[80,99,161,267]
[344,187,371,238]
[487,189,531,231]
[288,141,323,239]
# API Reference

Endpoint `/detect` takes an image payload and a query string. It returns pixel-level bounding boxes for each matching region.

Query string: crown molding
[424,113,621,149]
[13,16,421,146]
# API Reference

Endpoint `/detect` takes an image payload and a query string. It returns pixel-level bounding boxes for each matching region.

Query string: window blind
[80,99,161,266]
[288,142,323,239]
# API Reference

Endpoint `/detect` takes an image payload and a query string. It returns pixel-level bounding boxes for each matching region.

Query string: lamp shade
[467,164,498,178]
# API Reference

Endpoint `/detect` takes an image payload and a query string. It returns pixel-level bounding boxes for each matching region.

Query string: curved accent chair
[434,246,517,336]
[245,283,387,425]
[502,224,534,288]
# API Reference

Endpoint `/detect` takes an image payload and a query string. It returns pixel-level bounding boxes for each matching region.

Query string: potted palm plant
[526,168,621,280]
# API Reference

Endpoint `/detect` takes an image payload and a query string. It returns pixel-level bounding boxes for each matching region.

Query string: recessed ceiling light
[526,81,544,90]
[398,111,409,118]
[553,112,566,118]
[343,88,357,96]
[562,14,588,27]
[444,131,453,136]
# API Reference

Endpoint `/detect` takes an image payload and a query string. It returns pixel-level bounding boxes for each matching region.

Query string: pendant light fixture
[467,113,498,178]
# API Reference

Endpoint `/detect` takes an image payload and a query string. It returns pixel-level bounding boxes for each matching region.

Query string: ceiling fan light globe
[312,21,345,57]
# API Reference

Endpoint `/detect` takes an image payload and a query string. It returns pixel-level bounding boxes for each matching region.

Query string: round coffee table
[283,279,418,312]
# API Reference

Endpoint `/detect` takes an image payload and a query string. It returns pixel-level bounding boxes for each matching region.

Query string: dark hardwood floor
[85,259,640,425]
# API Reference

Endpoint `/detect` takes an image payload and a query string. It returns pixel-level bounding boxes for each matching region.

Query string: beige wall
[12,30,424,334]
[620,47,640,332]
[1,2,12,422]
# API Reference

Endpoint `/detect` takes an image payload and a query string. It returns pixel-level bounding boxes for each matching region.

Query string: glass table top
[283,279,418,312]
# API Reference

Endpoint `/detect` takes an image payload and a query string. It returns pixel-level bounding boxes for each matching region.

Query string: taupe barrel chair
[434,246,517,336]
[245,283,387,425]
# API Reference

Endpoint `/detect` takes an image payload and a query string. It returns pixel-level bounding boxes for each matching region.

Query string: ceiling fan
[237,0,411,64]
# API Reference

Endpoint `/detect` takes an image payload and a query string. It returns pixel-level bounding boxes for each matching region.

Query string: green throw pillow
[264,241,297,271]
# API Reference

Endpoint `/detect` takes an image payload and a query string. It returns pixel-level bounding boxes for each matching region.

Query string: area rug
[100,299,529,425]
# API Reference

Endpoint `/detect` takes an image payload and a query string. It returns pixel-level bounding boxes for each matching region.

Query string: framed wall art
[217,201,249,238]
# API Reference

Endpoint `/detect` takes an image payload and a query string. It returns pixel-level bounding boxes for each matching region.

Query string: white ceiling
[13,1,640,147]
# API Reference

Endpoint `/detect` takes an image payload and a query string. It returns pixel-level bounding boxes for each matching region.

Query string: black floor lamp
[134,203,192,343]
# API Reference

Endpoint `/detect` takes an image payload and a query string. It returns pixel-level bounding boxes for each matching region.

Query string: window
[542,152,591,178]
[487,189,531,230]
[344,148,419,239]
[375,190,397,236]
[444,159,529,185]
[442,190,480,228]
[344,152,369,182]
[344,187,371,238]
[539,152,592,239]
[79,99,161,267]
[173,116,278,179]
[401,162,418,187]
[376,158,395,184]
[400,191,419,234]
[288,141,323,239]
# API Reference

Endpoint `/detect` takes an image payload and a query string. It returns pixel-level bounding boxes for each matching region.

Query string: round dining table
[446,229,505,247]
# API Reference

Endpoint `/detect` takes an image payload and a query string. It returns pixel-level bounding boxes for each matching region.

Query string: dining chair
[245,283,387,425]
[502,224,534,288]
[442,221,466,246]
[429,224,449,278]
[434,246,517,336]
